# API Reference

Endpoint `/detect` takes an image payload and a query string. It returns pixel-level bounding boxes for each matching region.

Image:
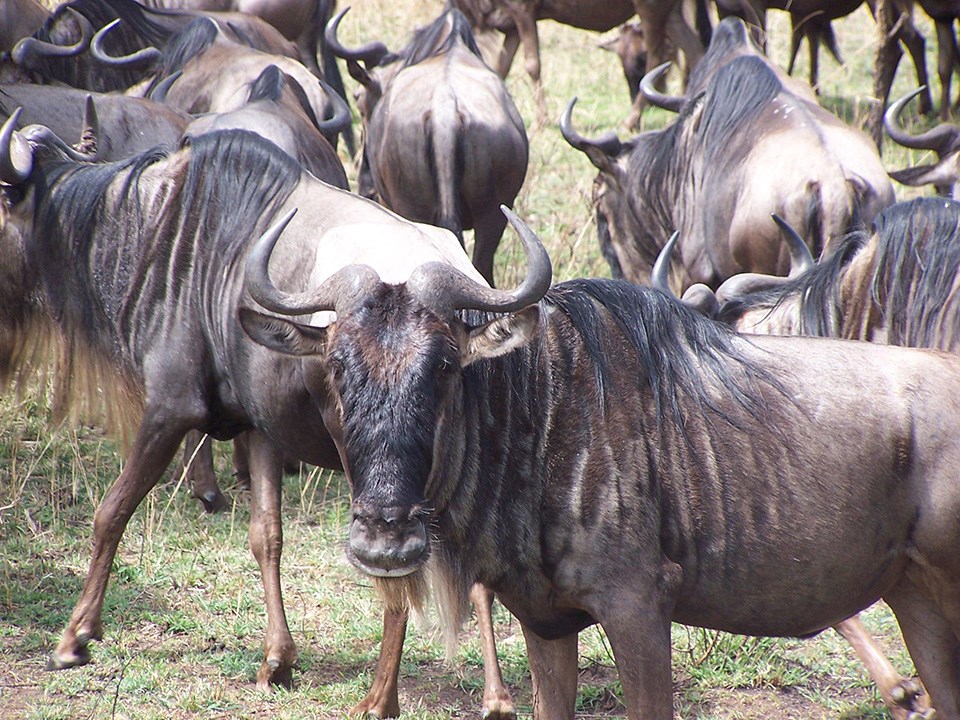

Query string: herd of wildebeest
[4,0,960,717]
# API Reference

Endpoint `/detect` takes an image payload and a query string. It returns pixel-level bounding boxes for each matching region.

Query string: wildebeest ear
[239,308,329,356]
[346,59,379,92]
[888,155,960,189]
[462,305,540,367]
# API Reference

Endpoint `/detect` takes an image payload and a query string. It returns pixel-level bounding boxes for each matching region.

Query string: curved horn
[559,98,623,166]
[884,87,960,155]
[244,208,380,315]
[712,216,816,302]
[409,206,553,314]
[651,231,680,294]
[324,7,390,65]
[770,214,815,276]
[0,109,33,185]
[639,62,686,112]
[651,231,719,315]
[148,70,183,103]
[11,9,93,64]
[315,77,353,137]
[90,19,162,69]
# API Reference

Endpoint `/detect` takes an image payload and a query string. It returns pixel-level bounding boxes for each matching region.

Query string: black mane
[716,198,960,345]
[540,279,786,434]
[716,231,867,336]
[29,130,302,353]
[146,16,218,92]
[697,55,781,164]
[871,197,960,348]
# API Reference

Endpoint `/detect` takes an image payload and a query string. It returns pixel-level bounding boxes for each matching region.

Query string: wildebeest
[563,16,893,292]
[113,16,349,149]
[652,205,960,720]
[241,186,960,719]
[125,0,336,80]
[885,86,960,196]
[450,0,708,124]
[0,115,527,716]
[0,84,190,161]
[326,7,528,286]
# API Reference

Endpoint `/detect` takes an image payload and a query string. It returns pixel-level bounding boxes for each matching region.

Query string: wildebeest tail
[426,91,464,246]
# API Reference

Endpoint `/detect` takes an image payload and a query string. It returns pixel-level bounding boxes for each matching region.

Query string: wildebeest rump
[242,216,960,718]
[327,7,528,286]
[562,16,893,292]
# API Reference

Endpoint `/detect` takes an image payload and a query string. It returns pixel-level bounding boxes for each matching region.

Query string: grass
[0,1,947,718]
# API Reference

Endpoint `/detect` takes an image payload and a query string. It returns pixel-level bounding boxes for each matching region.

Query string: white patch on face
[305,220,491,328]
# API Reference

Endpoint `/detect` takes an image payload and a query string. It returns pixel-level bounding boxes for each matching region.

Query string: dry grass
[0,1,949,719]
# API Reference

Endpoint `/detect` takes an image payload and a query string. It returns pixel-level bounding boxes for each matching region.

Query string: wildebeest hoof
[350,695,401,718]
[256,657,293,691]
[199,489,229,514]
[481,703,517,720]
[892,678,923,704]
[46,645,91,671]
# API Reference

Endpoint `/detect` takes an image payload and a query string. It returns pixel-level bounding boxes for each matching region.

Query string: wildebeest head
[885,86,960,199]
[239,207,552,578]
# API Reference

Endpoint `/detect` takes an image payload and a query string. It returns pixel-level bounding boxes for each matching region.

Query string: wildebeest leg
[49,416,187,670]
[181,430,228,513]
[664,1,704,83]
[502,0,546,125]
[833,615,931,720]
[352,607,407,718]
[936,19,959,120]
[808,28,820,92]
[495,29,522,80]
[232,431,251,490]
[521,626,578,720]
[471,208,509,287]
[868,0,905,146]
[895,12,934,114]
[627,1,676,127]
[599,607,674,719]
[470,583,516,719]
[885,574,960,719]
[246,430,297,690]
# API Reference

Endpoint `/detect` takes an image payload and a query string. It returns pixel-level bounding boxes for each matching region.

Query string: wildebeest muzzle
[347,498,429,577]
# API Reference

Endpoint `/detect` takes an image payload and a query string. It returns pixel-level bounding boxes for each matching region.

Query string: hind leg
[181,430,228,513]
[885,571,960,719]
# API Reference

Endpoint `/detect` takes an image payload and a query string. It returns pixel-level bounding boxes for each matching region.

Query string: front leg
[521,625,578,720]
[351,607,408,718]
[470,583,516,719]
[593,560,681,719]
[246,431,297,690]
[49,412,187,671]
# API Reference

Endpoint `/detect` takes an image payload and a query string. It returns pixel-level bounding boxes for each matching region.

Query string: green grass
[0,2,946,718]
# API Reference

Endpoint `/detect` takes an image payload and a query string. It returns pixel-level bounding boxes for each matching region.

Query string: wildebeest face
[326,287,460,577]
[241,284,539,578]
